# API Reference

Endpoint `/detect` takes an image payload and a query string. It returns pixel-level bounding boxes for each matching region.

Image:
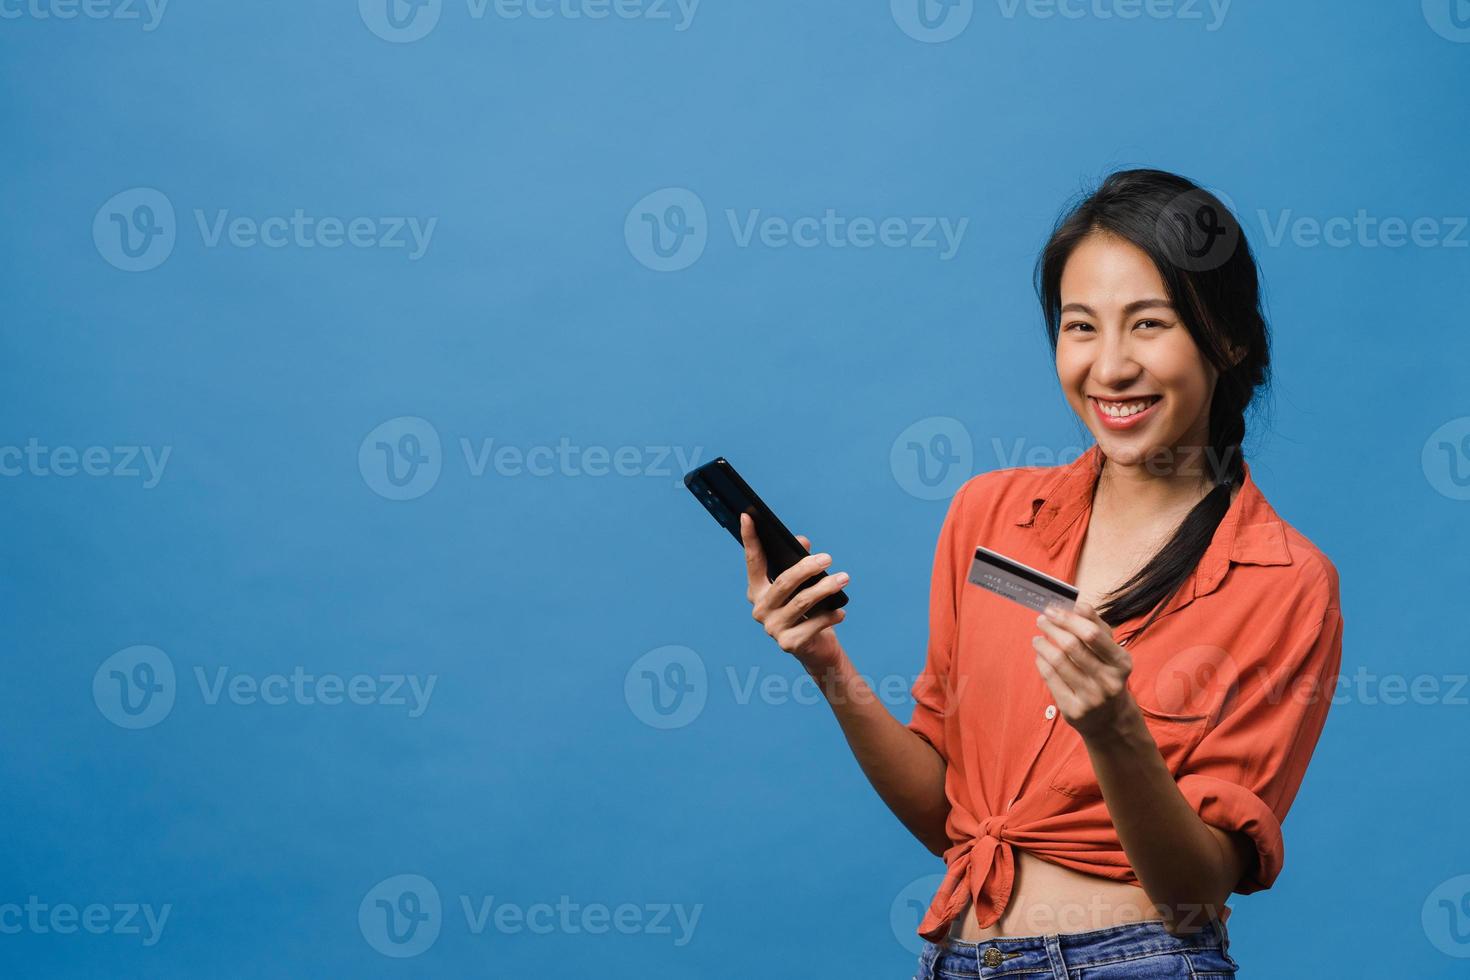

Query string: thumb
[740,512,768,586]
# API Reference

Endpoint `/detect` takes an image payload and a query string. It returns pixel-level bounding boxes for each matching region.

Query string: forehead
[1060,231,1168,302]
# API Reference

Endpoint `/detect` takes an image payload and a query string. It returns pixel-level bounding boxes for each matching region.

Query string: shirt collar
[1012,443,1292,633]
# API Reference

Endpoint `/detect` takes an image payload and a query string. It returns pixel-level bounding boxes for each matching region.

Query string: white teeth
[1096,397,1157,418]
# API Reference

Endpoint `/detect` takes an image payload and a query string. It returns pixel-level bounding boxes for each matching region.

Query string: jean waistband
[921,917,1228,975]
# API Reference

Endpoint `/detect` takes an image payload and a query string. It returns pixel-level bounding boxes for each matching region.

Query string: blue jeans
[912,918,1239,979]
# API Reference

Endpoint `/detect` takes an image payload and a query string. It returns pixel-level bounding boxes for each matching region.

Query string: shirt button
[1045,705,1057,720]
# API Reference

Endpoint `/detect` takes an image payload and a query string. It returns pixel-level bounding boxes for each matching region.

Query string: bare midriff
[947,849,1164,941]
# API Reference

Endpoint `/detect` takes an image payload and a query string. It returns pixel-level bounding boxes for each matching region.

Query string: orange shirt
[907,443,1344,943]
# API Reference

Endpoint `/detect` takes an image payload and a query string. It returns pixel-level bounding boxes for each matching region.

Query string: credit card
[968,545,1079,613]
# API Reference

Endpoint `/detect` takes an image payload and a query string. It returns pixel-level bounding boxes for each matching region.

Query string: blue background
[4,0,1469,976]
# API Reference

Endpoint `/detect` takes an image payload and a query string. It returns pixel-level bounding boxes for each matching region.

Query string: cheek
[1169,371,1213,415]
[1151,341,1213,408]
[1055,348,1089,393]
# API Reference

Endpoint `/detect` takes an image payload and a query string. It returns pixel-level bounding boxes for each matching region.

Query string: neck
[1092,444,1224,524]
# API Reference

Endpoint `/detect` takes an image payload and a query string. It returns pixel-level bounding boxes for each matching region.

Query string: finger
[762,551,834,611]
[795,534,812,550]
[1033,646,1078,714]
[1042,602,1095,638]
[740,513,769,593]
[786,570,851,620]
[1032,634,1099,701]
[762,567,848,636]
[1043,604,1114,656]
[1034,615,1107,673]
[775,608,845,653]
[1069,600,1112,638]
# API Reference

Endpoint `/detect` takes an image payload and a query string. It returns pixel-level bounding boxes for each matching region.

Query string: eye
[1134,319,1168,330]
[1062,321,1094,334]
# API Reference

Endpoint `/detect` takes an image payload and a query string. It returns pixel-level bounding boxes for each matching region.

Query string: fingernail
[815,553,831,566]
[833,572,849,584]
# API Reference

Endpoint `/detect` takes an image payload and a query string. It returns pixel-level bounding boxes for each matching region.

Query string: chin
[1095,440,1151,467]
[1091,428,1178,468]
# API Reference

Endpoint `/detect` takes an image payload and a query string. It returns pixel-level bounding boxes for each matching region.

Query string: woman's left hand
[1032,600,1139,741]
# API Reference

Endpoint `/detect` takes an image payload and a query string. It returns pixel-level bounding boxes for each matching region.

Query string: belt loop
[1043,933,1067,977]
[915,939,939,980]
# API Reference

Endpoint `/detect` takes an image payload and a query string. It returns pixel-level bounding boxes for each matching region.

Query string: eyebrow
[1060,298,1175,317]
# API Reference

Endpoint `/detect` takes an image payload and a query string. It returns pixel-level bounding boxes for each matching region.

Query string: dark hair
[1034,168,1271,637]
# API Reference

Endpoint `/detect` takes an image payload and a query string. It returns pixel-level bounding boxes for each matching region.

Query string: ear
[1224,343,1246,368]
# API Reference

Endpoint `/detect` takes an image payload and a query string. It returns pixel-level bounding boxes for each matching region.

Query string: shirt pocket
[1047,701,1210,800]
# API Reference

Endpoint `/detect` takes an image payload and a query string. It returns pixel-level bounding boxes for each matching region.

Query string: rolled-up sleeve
[907,477,978,763]
[1176,567,1344,893]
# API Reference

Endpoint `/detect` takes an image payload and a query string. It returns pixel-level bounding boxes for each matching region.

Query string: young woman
[737,169,1344,978]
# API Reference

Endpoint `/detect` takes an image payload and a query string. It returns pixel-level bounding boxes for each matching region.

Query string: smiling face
[1055,230,1220,473]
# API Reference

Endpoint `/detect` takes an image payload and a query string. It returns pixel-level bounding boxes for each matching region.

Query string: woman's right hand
[739,512,848,671]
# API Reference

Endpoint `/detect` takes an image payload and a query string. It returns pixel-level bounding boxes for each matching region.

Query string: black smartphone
[683,457,849,614]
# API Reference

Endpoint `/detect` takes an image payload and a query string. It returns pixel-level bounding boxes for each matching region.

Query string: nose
[1090,329,1141,389]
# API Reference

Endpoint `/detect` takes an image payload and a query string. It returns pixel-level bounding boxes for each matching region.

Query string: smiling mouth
[1089,395,1162,428]
[1091,395,1160,417]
